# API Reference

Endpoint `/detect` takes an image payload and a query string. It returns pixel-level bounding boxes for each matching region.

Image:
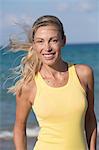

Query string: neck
[40,60,68,77]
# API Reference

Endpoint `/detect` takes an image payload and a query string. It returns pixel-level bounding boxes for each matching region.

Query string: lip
[42,52,56,59]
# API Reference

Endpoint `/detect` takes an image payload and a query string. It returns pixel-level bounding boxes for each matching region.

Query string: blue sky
[0,0,99,45]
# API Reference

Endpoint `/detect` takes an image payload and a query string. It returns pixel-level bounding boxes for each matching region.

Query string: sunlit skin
[33,25,66,70]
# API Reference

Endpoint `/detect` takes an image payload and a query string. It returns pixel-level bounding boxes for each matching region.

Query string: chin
[42,58,59,67]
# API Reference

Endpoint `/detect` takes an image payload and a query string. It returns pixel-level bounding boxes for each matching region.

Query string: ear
[61,35,66,47]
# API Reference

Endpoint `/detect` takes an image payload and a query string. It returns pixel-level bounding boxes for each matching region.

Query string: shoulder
[75,64,94,87]
[16,79,37,105]
[75,64,93,76]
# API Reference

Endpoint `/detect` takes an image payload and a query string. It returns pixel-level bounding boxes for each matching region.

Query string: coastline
[0,137,37,150]
[0,135,99,150]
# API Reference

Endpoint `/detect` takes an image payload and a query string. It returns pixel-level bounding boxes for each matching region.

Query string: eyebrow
[34,36,59,40]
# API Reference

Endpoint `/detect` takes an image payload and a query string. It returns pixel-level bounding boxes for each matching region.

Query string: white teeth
[43,53,55,59]
[43,52,55,55]
[43,53,53,55]
[44,54,53,56]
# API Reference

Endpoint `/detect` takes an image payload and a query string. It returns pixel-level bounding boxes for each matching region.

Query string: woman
[9,15,97,150]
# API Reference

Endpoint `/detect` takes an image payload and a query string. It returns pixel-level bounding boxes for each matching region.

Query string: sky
[0,0,99,45]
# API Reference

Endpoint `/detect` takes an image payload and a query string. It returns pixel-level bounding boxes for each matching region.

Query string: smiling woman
[33,25,66,66]
[7,15,97,150]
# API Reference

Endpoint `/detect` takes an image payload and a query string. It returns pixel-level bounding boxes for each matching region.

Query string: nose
[45,42,52,52]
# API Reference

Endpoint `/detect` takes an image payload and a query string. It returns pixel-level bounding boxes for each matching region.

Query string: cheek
[36,50,42,57]
[54,44,62,52]
[34,45,42,54]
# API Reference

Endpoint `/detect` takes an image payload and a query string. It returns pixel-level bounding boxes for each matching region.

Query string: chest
[41,72,69,88]
[33,85,87,121]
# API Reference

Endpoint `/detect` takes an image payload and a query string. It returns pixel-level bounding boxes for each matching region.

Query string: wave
[0,122,99,139]
[0,126,39,139]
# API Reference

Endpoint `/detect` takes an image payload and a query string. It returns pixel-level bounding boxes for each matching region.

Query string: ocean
[0,43,99,149]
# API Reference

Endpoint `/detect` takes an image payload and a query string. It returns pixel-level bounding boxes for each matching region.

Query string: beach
[0,137,37,150]
[0,134,99,150]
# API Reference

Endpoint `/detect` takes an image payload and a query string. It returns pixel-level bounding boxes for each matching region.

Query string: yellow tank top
[32,64,88,150]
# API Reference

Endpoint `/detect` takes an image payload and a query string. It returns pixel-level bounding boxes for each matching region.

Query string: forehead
[34,25,61,38]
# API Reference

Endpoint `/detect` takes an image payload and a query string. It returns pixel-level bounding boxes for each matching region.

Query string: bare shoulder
[75,64,93,77]
[75,64,94,87]
[16,79,36,105]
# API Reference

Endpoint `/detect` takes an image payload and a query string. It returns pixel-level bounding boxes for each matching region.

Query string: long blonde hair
[8,15,65,94]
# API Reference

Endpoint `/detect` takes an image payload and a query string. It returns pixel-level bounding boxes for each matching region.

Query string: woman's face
[33,25,66,66]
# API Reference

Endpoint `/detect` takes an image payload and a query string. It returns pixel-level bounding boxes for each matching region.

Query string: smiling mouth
[42,52,56,59]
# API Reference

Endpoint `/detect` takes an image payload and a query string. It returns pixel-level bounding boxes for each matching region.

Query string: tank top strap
[34,73,42,97]
[35,73,41,86]
[68,63,77,81]
[69,64,80,84]
[68,63,86,94]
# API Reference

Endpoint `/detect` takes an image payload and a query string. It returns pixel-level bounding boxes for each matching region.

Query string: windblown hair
[8,15,65,94]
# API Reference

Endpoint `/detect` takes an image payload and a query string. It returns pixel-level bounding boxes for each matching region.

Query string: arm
[14,90,32,150]
[85,67,97,150]
[14,81,36,150]
[76,64,97,150]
